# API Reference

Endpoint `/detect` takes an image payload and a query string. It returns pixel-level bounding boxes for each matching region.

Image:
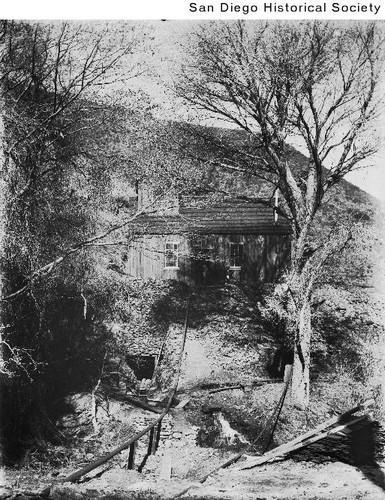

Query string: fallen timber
[234,398,374,471]
[172,396,374,498]
[208,379,283,394]
[122,395,164,414]
[172,365,293,499]
[122,394,184,413]
[196,378,283,393]
[40,297,191,496]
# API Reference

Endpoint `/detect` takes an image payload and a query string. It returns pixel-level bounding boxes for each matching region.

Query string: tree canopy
[176,20,384,407]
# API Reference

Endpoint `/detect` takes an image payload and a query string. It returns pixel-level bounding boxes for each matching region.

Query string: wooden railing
[40,297,191,496]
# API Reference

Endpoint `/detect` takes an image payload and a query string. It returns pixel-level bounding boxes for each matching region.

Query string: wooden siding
[127,236,189,280]
[125,233,290,284]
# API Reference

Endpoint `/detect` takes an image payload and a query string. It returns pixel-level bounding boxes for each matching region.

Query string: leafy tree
[0,21,207,459]
[0,20,148,459]
[175,21,384,408]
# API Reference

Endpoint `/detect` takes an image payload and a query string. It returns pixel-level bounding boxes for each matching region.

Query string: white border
[2,0,385,20]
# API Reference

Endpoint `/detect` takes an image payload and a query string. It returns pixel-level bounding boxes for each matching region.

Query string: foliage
[0,20,148,462]
[0,19,214,461]
[176,20,384,408]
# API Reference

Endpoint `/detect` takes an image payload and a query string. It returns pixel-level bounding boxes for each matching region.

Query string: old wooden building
[124,195,292,284]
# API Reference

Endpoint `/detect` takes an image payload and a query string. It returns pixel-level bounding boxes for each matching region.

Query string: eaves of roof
[131,200,292,236]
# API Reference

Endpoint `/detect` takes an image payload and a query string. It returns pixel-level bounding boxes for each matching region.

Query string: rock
[49,485,84,500]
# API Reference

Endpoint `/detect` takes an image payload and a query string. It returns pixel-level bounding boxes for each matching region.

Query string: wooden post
[155,420,162,452]
[159,443,172,480]
[263,365,292,453]
[151,425,158,455]
[147,427,155,455]
[127,441,137,470]
[284,364,292,384]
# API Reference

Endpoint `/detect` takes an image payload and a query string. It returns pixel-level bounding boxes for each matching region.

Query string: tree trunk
[0,104,5,268]
[0,104,6,355]
[291,299,311,409]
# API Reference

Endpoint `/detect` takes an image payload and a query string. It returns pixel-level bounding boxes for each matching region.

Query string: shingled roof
[132,198,292,235]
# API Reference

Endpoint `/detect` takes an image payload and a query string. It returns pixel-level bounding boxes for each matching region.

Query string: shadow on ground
[350,417,385,493]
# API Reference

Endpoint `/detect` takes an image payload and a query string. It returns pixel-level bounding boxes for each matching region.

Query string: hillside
[170,122,379,215]
[2,19,384,499]
[2,115,384,498]
[2,281,385,498]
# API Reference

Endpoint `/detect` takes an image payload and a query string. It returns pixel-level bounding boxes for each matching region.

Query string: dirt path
[63,460,385,499]
[4,460,385,499]
[182,460,385,499]
[178,331,218,391]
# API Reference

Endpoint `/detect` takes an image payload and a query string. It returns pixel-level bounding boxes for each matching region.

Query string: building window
[230,243,243,269]
[165,242,179,268]
[193,236,212,261]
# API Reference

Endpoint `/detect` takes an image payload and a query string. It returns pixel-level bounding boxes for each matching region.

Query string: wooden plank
[234,398,374,471]
[174,398,190,409]
[198,378,282,391]
[235,414,368,470]
[154,420,162,452]
[209,384,245,394]
[122,395,163,414]
[159,445,172,480]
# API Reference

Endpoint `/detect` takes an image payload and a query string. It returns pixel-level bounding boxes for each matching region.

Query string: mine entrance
[126,355,156,380]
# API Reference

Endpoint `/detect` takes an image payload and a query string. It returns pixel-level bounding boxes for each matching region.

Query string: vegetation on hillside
[0,20,384,472]
[175,20,384,408]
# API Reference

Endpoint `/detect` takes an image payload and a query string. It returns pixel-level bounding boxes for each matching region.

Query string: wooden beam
[234,398,374,471]
[154,421,162,453]
[263,365,292,453]
[122,395,163,414]
[198,378,282,391]
[174,398,190,409]
[159,445,172,480]
[147,427,155,456]
[235,410,372,471]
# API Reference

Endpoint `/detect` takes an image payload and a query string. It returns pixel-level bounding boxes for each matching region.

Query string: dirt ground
[2,458,385,499]
[2,290,384,500]
[2,405,385,500]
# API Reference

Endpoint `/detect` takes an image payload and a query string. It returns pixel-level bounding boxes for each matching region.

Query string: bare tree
[1,21,143,195]
[0,20,146,294]
[176,21,384,408]
[0,21,151,451]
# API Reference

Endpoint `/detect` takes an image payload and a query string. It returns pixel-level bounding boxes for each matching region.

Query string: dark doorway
[126,355,156,380]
